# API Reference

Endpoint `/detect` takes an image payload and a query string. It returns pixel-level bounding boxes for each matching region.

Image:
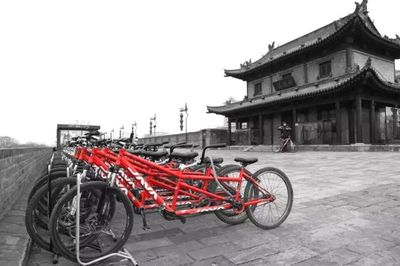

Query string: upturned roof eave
[225,14,400,80]
[209,68,400,115]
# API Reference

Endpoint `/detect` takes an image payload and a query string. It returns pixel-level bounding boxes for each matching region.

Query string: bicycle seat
[127,149,143,156]
[234,157,258,166]
[141,150,168,160]
[169,151,198,162]
[203,157,223,164]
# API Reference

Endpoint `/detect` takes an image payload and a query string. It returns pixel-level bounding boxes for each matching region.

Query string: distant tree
[0,136,19,148]
[0,136,48,148]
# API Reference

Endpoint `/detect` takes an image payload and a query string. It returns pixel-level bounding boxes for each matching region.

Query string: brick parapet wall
[0,147,53,219]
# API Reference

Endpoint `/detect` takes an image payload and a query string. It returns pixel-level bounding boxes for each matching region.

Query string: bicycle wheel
[49,181,133,262]
[244,167,293,229]
[288,140,297,153]
[272,144,281,153]
[28,171,68,202]
[213,165,249,225]
[25,177,77,251]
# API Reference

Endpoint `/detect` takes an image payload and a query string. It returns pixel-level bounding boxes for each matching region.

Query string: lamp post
[110,129,114,140]
[180,103,188,142]
[119,125,124,139]
[131,122,137,143]
[150,114,156,136]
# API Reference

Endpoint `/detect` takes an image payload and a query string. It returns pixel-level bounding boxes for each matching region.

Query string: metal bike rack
[75,173,138,266]
[47,152,59,264]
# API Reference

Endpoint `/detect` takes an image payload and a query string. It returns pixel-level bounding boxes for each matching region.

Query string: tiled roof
[208,67,400,115]
[225,4,400,78]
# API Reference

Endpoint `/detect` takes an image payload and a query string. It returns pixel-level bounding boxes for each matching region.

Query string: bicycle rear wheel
[213,165,249,225]
[244,167,293,229]
[49,181,133,262]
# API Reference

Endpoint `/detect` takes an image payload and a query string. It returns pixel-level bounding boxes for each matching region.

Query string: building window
[254,83,262,96]
[319,61,332,78]
[282,73,292,80]
[273,73,296,91]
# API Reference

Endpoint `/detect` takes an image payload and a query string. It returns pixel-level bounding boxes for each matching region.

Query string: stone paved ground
[27,151,400,265]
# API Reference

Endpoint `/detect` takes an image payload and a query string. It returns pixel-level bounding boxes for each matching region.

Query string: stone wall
[139,129,228,148]
[0,147,53,219]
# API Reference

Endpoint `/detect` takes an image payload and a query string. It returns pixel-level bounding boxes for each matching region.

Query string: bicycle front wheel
[244,167,293,229]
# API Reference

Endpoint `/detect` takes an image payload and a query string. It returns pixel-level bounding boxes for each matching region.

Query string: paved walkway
[27,151,400,265]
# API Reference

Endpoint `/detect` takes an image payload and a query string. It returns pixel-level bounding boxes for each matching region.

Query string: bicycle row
[25,131,293,263]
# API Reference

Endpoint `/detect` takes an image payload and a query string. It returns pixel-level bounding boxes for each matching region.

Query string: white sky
[1,0,399,146]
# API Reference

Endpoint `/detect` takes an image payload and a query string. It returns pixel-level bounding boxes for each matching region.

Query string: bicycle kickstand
[140,208,151,231]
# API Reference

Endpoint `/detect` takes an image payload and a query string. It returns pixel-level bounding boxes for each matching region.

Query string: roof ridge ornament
[268,41,275,52]
[354,0,368,15]
[365,56,372,68]
[240,59,252,69]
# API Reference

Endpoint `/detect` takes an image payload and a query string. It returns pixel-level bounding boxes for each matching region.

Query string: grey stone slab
[125,237,173,252]
[313,247,361,265]
[169,226,225,244]
[175,240,206,253]
[350,251,400,265]
[189,255,235,266]
[237,258,268,266]
[346,236,398,255]
[226,244,279,264]
[187,242,241,261]
[133,227,185,242]
[139,253,194,266]
[263,246,319,265]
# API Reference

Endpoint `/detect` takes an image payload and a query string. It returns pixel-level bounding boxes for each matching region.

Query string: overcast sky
[1,0,399,146]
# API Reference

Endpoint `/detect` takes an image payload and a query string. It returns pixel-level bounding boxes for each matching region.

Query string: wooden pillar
[271,114,274,145]
[292,108,297,142]
[258,114,263,145]
[355,95,363,143]
[227,117,231,146]
[346,46,354,73]
[370,100,375,144]
[56,129,61,150]
[303,63,308,84]
[270,76,274,93]
[335,100,341,144]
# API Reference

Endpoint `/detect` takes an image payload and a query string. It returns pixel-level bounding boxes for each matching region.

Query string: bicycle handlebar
[200,143,226,164]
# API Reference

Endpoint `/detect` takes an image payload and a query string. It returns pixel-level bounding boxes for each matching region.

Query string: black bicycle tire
[28,171,68,202]
[25,177,77,251]
[244,167,293,229]
[213,164,249,225]
[49,181,134,262]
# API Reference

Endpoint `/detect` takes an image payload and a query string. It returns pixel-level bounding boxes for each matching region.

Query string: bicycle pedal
[178,216,186,224]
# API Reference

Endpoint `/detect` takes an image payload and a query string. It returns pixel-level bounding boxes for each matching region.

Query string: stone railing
[0,147,53,219]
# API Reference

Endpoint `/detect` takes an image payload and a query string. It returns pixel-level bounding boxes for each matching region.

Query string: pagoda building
[207,0,400,146]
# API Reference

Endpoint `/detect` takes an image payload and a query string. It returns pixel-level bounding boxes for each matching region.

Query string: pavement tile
[314,247,361,265]
[346,235,398,255]
[263,245,319,265]
[237,258,268,266]
[125,237,173,252]
[189,255,235,266]
[226,244,279,264]
[187,242,241,261]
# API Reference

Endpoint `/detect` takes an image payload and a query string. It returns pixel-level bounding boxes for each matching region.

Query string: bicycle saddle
[203,157,224,164]
[234,157,258,166]
[141,150,168,160]
[169,151,198,162]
